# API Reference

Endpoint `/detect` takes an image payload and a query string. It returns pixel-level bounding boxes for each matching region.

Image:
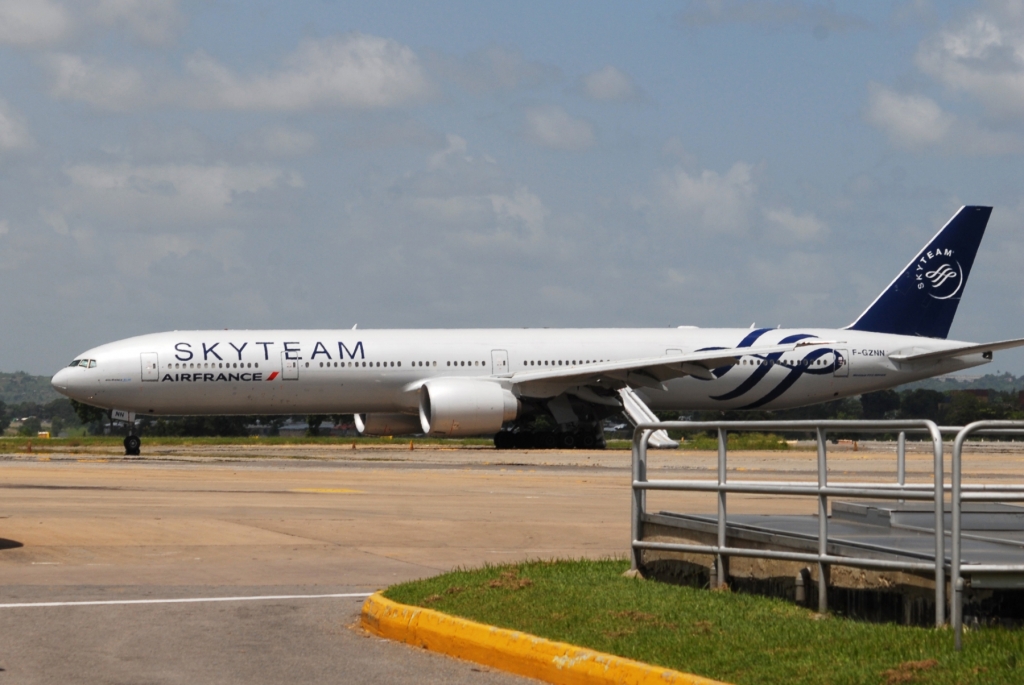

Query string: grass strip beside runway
[383,559,1024,685]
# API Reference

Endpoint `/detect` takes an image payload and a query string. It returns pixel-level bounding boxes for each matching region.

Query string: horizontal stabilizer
[889,337,1024,363]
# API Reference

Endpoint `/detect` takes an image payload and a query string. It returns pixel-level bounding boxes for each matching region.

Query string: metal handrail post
[929,421,945,627]
[951,424,969,649]
[897,432,906,504]
[630,428,649,571]
[717,427,728,588]
[817,426,828,613]
[949,420,1024,650]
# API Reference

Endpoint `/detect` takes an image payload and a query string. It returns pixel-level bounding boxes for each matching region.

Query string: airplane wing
[505,340,829,398]
[888,337,1024,364]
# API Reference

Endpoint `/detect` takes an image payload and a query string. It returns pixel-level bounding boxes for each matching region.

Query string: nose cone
[51,368,70,394]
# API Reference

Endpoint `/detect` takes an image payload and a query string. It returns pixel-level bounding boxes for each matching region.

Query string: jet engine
[354,413,423,436]
[419,379,519,437]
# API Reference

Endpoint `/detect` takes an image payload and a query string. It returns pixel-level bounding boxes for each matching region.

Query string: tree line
[0,399,347,438]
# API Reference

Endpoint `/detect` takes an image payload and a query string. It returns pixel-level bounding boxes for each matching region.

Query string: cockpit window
[69,359,81,367]
[88,360,97,368]
[72,359,97,368]
[79,360,89,367]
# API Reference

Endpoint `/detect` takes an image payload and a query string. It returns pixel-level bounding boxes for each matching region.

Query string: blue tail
[846,206,992,339]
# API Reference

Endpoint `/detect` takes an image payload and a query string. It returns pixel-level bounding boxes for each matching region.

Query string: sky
[3,0,1024,376]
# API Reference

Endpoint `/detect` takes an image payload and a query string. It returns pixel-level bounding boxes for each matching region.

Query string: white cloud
[676,0,870,36]
[489,187,548,238]
[652,162,757,233]
[238,126,317,157]
[0,99,33,152]
[764,207,827,241]
[523,105,595,151]
[0,0,70,47]
[91,0,184,46]
[864,85,953,148]
[0,219,9,236]
[39,208,68,235]
[62,163,303,225]
[46,53,147,111]
[428,133,470,170]
[864,83,1024,154]
[395,137,549,247]
[181,34,432,110]
[915,4,1024,118]
[581,65,638,102]
[47,34,434,112]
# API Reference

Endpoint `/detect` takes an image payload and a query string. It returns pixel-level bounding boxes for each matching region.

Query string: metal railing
[951,420,1024,651]
[632,419,1024,648]
[631,420,948,625]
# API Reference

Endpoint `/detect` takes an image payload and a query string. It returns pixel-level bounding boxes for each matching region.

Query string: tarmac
[0,441,1019,684]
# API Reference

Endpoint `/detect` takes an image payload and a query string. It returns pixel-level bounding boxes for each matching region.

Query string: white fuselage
[51,327,986,416]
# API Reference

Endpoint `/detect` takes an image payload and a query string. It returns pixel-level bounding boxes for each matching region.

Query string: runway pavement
[0,442,1017,683]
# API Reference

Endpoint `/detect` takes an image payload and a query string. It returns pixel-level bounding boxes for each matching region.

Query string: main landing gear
[493,428,603,450]
[123,434,141,456]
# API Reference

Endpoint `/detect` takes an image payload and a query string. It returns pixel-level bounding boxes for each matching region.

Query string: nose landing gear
[123,434,141,456]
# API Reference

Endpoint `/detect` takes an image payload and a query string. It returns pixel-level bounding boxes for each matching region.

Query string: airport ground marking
[0,592,373,609]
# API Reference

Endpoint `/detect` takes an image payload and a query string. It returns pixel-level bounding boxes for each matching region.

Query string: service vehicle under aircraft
[52,206,1024,454]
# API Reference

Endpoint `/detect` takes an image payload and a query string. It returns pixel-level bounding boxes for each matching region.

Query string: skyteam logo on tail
[916,248,963,300]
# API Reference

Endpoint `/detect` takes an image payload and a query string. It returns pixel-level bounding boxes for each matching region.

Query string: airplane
[51,205,1024,455]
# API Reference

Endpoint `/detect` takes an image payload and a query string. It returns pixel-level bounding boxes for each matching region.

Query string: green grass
[384,559,1023,685]
[679,432,790,451]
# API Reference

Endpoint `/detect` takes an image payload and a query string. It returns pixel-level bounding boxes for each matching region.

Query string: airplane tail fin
[846,206,992,339]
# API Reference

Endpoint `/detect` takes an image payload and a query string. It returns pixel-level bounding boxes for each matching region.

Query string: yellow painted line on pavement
[361,592,731,685]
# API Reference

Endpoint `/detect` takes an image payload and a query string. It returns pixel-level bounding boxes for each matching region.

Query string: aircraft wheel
[124,435,141,456]
[540,433,557,449]
[493,432,515,450]
[559,433,575,449]
[580,433,596,448]
[511,432,530,449]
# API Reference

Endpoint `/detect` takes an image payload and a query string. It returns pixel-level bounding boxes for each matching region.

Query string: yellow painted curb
[361,593,730,685]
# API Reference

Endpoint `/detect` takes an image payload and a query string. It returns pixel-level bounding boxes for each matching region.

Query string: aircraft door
[281,351,299,380]
[141,353,159,382]
[491,349,509,375]
[833,349,849,378]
